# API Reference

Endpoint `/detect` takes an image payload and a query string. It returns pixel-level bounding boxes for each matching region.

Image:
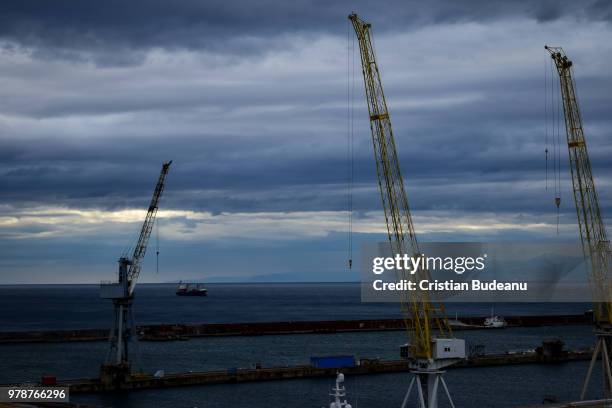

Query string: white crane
[99,160,171,385]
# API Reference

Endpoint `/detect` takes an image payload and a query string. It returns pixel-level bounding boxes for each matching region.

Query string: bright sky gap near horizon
[1,1,611,283]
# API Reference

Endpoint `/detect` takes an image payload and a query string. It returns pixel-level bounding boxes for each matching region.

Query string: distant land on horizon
[0,279,361,286]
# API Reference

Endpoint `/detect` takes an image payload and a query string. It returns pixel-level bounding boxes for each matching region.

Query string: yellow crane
[546,46,612,399]
[349,13,465,408]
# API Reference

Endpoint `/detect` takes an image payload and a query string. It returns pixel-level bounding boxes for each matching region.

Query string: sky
[1,0,611,283]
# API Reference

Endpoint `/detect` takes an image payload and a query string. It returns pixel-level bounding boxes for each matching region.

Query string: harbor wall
[0,314,591,344]
[20,349,592,394]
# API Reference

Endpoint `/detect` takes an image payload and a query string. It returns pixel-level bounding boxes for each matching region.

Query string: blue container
[310,355,355,369]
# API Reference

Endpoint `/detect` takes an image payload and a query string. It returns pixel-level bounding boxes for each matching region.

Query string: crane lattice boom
[127,160,172,294]
[546,45,612,399]
[99,160,172,377]
[349,13,450,360]
[546,46,612,323]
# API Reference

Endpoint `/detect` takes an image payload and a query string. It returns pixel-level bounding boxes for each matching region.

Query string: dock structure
[1,349,591,394]
[0,314,591,344]
[520,400,612,407]
[0,403,99,408]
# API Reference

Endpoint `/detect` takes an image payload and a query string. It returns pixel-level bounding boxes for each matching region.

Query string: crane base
[401,369,456,408]
[581,330,612,400]
[100,362,132,388]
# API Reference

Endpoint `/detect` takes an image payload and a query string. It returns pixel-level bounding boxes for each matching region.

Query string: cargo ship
[175,281,207,296]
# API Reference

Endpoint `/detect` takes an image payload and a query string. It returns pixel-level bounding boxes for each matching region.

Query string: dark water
[0,283,591,331]
[0,284,601,407]
[0,324,596,382]
[0,325,602,407]
[70,363,596,408]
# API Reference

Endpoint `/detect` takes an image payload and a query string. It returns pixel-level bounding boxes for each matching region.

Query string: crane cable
[554,56,562,234]
[347,19,355,269]
[156,218,160,274]
[546,55,562,234]
[545,54,548,191]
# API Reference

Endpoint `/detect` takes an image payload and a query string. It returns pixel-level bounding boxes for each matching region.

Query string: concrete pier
[2,349,589,394]
[0,314,591,344]
[520,400,612,407]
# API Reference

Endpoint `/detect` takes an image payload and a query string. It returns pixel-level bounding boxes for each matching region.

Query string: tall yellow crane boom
[349,12,450,360]
[546,45,612,399]
[349,13,464,408]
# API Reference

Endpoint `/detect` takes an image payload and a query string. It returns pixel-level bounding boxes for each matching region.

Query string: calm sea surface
[0,283,601,407]
[0,283,591,331]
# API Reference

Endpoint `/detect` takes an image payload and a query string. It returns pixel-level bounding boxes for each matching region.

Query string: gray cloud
[0,0,611,64]
[1,1,612,282]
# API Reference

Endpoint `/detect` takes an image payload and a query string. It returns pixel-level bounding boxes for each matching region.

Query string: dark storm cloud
[1,0,612,227]
[0,0,611,63]
[2,93,612,218]
[3,2,612,283]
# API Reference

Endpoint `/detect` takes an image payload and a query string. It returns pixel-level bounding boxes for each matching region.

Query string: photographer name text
[372,279,528,292]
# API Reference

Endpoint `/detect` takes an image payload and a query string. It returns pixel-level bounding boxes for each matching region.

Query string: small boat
[484,307,507,328]
[484,315,507,328]
[176,281,207,296]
